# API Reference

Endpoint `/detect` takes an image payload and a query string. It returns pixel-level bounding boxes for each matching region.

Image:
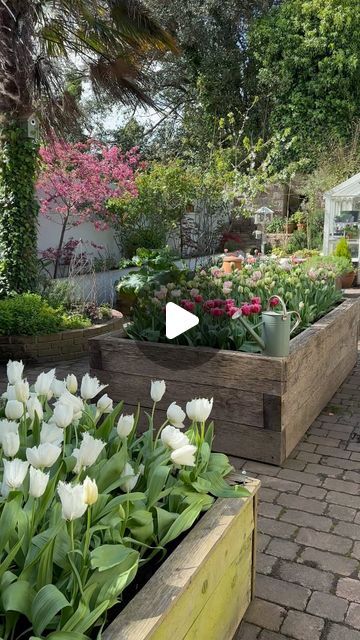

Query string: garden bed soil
[0,312,123,364]
[89,298,359,465]
[102,478,259,640]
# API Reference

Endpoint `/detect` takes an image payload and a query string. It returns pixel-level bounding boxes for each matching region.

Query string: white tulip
[72,433,105,474]
[119,462,139,493]
[51,378,67,398]
[5,400,24,421]
[0,419,19,445]
[55,391,84,422]
[7,360,24,385]
[171,445,197,467]
[4,384,17,400]
[14,379,30,403]
[26,396,43,421]
[34,369,56,396]
[117,414,134,438]
[167,402,186,428]
[186,398,213,423]
[29,467,49,498]
[3,458,29,489]
[40,422,64,447]
[57,481,87,521]
[66,374,78,394]
[83,476,98,505]
[2,431,20,458]
[26,443,61,469]
[1,482,10,498]
[80,373,107,400]
[97,393,113,415]
[150,380,166,402]
[52,402,73,429]
[161,425,190,450]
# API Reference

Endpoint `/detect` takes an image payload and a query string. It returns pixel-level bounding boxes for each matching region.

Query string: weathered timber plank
[90,369,264,428]
[263,394,282,431]
[89,332,285,394]
[211,419,283,465]
[103,480,259,640]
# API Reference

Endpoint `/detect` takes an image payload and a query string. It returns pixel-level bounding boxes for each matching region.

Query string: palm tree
[0,0,176,295]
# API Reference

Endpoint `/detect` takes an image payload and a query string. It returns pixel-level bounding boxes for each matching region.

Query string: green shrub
[286,230,307,254]
[0,294,90,336]
[266,215,285,233]
[303,255,352,277]
[334,237,352,261]
[122,228,166,258]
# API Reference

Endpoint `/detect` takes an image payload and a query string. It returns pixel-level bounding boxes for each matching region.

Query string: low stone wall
[0,315,123,364]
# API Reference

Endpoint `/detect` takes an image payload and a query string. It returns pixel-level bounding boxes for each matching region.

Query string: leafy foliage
[334,238,352,261]
[117,247,188,296]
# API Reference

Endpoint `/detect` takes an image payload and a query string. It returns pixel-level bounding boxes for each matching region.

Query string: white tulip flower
[150,380,166,402]
[2,431,20,458]
[57,481,87,521]
[5,400,24,421]
[52,402,73,429]
[117,414,134,438]
[40,422,64,447]
[171,445,197,467]
[97,394,113,415]
[14,379,30,403]
[3,458,29,489]
[29,466,49,498]
[51,378,67,398]
[34,369,56,396]
[186,398,213,423]
[72,433,105,474]
[161,425,190,450]
[26,396,43,421]
[1,482,10,498]
[119,462,139,493]
[7,360,24,385]
[4,384,17,400]
[66,374,78,394]
[0,419,19,445]
[80,373,107,400]
[26,443,61,469]
[55,391,84,422]
[83,476,98,505]
[166,402,186,428]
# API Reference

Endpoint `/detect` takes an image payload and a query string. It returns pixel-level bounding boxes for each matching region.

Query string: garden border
[103,478,259,640]
[0,314,123,364]
[89,298,360,464]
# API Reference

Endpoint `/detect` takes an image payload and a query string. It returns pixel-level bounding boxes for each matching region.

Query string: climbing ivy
[0,125,39,296]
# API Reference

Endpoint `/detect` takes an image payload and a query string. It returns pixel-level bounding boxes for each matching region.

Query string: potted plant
[292,211,307,231]
[343,224,359,240]
[0,364,260,640]
[265,215,285,234]
[334,238,356,288]
[284,216,296,234]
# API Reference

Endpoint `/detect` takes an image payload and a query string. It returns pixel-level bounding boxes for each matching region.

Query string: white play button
[166,302,199,339]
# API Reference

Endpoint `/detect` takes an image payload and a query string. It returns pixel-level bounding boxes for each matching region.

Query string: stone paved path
[1,351,360,640]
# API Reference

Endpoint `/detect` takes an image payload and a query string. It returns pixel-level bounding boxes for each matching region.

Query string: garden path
[2,351,360,640]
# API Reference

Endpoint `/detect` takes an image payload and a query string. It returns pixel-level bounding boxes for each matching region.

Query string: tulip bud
[57,481,87,521]
[2,431,20,458]
[26,443,61,469]
[166,402,186,428]
[72,433,105,474]
[34,369,56,396]
[80,373,107,400]
[119,462,139,493]
[26,396,43,421]
[5,400,23,421]
[97,394,113,415]
[171,444,197,467]
[161,425,190,450]
[14,379,30,403]
[186,398,213,423]
[3,458,29,489]
[29,466,49,498]
[150,380,166,402]
[7,360,24,385]
[83,476,98,505]
[40,422,64,447]
[66,374,78,394]
[51,378,66,398]
[0,419,19,446]
[52,402,73,429]
[4,384,17,401]
[117,414,134,438]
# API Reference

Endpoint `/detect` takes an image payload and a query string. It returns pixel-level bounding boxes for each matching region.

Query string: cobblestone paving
[235,354,360,640]
[1,351,360,640]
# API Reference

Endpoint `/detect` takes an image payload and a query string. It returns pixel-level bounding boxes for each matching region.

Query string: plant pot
[102,480,260,640]
[297,223,306,231]
[116,290,137,315]
[222,255,243,273]
[284,222,295,234]
[341,271,356,288]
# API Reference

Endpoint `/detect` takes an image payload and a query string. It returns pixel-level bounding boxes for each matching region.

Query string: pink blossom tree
[37,139,139,278]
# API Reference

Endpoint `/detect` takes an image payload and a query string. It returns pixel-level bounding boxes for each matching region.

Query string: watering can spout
[232,311,265,350]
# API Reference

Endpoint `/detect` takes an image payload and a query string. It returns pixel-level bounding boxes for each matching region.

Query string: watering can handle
[288,311,301,335]
[266,295,288,317]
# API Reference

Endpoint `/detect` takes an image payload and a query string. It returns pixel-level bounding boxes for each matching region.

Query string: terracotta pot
[284,222,295,234]
[341,271,356,289]
[222,255,243,273]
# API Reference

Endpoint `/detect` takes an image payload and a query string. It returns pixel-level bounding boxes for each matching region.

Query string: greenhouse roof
[325,172,360,198]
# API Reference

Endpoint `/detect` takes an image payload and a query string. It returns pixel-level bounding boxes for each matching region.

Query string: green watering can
[233,295,301,357]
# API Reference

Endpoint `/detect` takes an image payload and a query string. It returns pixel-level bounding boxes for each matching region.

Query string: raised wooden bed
[90,298,360,464]
[103,479,259,640]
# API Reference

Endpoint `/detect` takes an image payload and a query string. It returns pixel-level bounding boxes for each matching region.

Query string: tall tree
[0,0,176,296]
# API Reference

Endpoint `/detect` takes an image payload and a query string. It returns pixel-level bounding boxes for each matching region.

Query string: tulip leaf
[127,509,154,543]
[200,471,251,498]
[146,465,171,508]
[96,401,124,440]
[160,497,209,546]
[0,536,24,582]
[41,633,90,640]
[90,544,136,572]
[154,507,178,540]
[1,580,35,617]
[95,448,127,493]
[207,452,234,476]
[95,492,146,521]
[70,599,110,634]
[0,492,22,555]
[31,584,70,636]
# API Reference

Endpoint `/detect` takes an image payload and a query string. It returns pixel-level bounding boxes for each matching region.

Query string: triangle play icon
[165,302,199,340]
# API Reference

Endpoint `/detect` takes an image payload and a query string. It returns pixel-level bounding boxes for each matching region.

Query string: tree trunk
[0,3,38,296]
[54,213,70,279]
